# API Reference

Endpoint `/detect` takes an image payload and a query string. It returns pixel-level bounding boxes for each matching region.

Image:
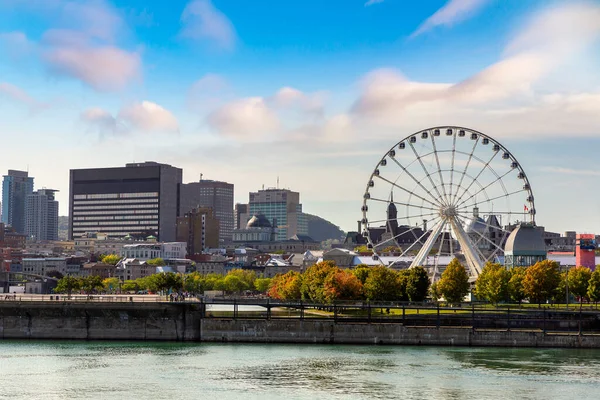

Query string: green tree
[554,272,568,304]
[429,282,441,303]
[223,274,248,293]
[300,261,339,302]
[475,262,509,305]
[102,277,120,292]
[587,269,600,305]
[183,272,205,294]
[363,266,405,301]
[142,272,182,294]
[567,266,593,307]
[254,278,272,293]
[227,269,256,290]
[508,267,527,305]
[146,258,165,266]
[523,260,561,306]
[351,264,371,285]
[203,273,224,291]
[81,275,104,294]
[46,270,64,280]
[437,258,469,304]
[406,266,430,302]
[353,245,373,254]
[54,276,81,297]
[101,254,121,265]
[121,280,139,293]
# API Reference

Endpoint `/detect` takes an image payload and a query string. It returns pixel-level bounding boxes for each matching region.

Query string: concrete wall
[0,302,201,341]
[2,302,600,348]
[201,319,600,348]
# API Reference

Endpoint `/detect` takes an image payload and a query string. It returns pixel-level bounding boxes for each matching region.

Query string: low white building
[121,242,186,260]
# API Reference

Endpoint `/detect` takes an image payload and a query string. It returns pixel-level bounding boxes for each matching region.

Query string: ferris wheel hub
[440,205,457,219]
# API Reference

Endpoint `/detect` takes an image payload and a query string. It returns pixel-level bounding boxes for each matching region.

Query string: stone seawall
[201,319,600,348]
[0,302,202,341]
[2,302,600,348]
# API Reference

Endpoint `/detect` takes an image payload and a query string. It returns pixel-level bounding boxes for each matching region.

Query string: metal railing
[2,295,599,334]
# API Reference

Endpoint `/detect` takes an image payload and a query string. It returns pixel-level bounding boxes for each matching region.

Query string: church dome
[246,214,272,229]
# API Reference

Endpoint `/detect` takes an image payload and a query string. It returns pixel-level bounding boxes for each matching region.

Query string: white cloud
[60,0,124,42]
[187,73,230,110]
[118,101,179,133]
[0,82,45,110]
[43,44,141,92]
[271,86,327,117]
[364,0,384,6]
[539,167,600,178]
[204,86,331,140]
[80,107,120,135]
[207,97,279,139]
[2,0,142,92]
[180,0,236,49]
[82,101,179,135]
[411,0,488,37]
[0,31,35,58]
[352,2,600,138]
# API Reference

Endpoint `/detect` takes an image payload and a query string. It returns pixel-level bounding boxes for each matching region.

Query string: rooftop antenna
[262,184,265,190]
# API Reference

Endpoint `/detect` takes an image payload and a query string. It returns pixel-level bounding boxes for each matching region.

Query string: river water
[0,341,598,399]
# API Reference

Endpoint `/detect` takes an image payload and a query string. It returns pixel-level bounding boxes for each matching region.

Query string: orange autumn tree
[323,270,363,303]
[268,271,302,300]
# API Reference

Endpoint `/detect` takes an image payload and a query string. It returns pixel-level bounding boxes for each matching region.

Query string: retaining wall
[2,302,600,348]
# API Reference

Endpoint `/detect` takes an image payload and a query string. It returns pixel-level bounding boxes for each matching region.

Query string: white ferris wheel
[361,126,536,278]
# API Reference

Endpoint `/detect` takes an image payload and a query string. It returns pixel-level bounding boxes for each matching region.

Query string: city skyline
[1,0,600,234]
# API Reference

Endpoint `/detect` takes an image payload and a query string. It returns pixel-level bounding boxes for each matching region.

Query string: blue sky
[1,0,600,234]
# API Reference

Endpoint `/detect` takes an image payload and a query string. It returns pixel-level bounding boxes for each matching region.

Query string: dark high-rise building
[234,203,249,229]
[1,170,34,234]
[69,162,182,242]
[25,189,59,241]
[176,207,220,256]
[180,180,234,244]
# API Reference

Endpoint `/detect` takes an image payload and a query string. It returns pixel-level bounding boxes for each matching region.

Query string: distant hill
[305,213,345,242]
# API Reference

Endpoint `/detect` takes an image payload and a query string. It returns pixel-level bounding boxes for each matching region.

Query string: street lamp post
[566,267,569,310]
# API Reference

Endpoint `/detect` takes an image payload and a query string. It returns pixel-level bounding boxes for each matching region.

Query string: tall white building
[247,188,308,241]
[25,189,59,241]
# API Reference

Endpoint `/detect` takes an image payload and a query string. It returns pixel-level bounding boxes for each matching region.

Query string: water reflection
[1,342,599,400]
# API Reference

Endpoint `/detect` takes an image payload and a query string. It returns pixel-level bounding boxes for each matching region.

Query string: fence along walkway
[1,295,599,334]
[201,299,600,334]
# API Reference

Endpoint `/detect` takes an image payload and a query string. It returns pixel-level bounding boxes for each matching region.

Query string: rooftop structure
[504,223,547,268]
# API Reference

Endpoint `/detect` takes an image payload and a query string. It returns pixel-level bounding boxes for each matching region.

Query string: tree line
[54,257,600,307]
[268,261,430,304]
[54,269,269,296]
[473,260,600,307]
